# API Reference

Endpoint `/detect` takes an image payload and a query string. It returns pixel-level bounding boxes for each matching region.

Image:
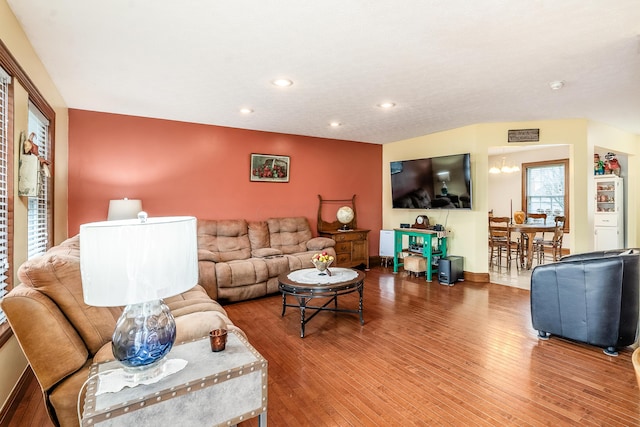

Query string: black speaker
[438,256,464,285]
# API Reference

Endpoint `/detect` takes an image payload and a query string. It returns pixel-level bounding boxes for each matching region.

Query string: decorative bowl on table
[311,252,334,275]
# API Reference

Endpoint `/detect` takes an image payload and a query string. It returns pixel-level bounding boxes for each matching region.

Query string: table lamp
[80,213,197,382]
[437,171,450,196]
[107,198,143,220]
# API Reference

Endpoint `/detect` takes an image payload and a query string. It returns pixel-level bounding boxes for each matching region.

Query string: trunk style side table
[82,330,267,427]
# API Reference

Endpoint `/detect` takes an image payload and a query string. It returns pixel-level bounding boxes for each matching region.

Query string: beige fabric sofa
[197,216,337,302]
[1,216,334,426]
[1,235,243,427]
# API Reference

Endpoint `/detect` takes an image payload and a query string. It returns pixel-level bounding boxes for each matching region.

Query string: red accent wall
[68,109,383,255]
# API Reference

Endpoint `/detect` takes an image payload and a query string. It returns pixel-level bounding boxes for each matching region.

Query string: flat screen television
[390,153,472,209]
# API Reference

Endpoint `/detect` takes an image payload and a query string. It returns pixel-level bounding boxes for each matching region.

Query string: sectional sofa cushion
[197,219,251,262]
[252,248,283,257]
[17,250,120,355]
[307,237,337,251]
[248,220,271,251]
[267,217,313,254]
[197,216,338,302]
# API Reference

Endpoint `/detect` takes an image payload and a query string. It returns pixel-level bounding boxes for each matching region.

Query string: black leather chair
[530,249,639,355]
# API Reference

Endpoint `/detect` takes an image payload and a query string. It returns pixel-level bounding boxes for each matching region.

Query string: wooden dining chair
[489,216,520,269]
[526,212,547,225]
[487,210,494,248]
[535,215,565,263]
[518,212,547,265]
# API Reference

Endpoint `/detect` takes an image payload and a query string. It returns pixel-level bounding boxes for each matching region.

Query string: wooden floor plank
[8,266,640,426]
[230,267,640,426]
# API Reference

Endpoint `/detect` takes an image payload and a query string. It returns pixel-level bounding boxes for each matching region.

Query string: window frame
[0,39,55,345]
[521,158,570,233]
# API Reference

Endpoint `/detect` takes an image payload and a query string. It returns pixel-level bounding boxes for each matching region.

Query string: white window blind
[27,101,50,259]
[0,66,11,324]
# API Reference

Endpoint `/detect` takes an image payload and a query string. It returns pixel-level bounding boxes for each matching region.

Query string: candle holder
[209,329,228,352]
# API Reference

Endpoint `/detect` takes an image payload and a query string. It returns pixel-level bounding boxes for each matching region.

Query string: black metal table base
[280,282,364,338]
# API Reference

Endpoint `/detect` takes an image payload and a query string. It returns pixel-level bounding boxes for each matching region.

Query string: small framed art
[250,153,290,182]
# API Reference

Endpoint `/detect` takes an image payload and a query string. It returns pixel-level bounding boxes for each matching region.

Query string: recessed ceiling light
[329,121,342,127]
[549,80,565,90]
[377,102,396,109]
[272,78,293,87]
[240,108,254,114]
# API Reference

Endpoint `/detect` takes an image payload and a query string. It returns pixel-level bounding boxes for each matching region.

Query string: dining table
[491,222,557,269]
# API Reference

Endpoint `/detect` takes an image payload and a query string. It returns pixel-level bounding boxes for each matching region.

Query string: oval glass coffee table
[278,267,365,338]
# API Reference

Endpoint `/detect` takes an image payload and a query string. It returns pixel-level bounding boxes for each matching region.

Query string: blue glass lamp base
[120,357,168,384]
[112,299,176,382]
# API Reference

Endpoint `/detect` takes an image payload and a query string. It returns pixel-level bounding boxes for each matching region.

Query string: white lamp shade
[437,171,450,182]
[107,199,143,220]
[80,216,198,306]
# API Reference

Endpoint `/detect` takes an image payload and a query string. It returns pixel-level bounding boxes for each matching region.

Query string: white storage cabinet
[594,176,624,250]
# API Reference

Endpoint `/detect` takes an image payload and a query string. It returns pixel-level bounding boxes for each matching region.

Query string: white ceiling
[7,0,640,144]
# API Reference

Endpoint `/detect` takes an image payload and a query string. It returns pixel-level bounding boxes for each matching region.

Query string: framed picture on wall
[250,153,290,182]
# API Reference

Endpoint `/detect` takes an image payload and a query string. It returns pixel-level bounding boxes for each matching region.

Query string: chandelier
[489,157,520,174]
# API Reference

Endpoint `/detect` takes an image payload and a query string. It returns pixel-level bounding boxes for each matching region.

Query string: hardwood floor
[4,371,53,427]
[7,266,640,426]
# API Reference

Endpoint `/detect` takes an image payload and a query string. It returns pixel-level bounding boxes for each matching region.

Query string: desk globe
[337,206,354,230]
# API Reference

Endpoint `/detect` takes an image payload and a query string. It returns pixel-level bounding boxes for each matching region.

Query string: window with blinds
[27,102,50,259]
[0,66,11,325]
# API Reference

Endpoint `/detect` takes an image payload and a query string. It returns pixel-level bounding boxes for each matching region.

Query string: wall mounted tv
[390,153,472,209]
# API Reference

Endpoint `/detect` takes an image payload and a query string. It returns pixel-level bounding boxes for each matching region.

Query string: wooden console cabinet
[319,229,370,269]
[317,194,369,269]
